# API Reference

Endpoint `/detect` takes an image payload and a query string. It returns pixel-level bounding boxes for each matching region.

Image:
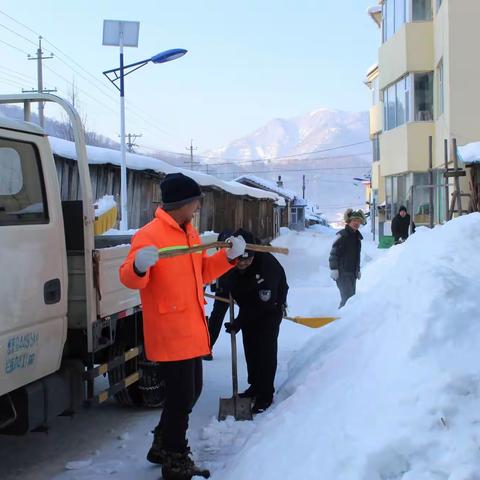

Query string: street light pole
[103,19,187,231]
[119,37,128,231]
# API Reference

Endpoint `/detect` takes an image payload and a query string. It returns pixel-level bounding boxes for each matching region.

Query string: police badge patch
[259,289,271,302]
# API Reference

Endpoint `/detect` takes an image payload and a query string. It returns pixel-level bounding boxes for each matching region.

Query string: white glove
[330,269,339,281]
[226,235,246,260]
[134,246,159,273]
[357,271,361,280]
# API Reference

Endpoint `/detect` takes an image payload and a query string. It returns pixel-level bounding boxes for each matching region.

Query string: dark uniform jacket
[391,213,415,242]
[224,252,288,326]
[329,226,362,275]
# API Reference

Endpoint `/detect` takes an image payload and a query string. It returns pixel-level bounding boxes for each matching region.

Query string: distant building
[235,175,307,231]
[49,137,279,241]
[365,0,478,232]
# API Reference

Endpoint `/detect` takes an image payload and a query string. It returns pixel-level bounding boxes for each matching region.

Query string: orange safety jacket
[120,208,234,361]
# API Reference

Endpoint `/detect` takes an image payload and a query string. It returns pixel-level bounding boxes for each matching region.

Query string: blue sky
[0,0,380,152]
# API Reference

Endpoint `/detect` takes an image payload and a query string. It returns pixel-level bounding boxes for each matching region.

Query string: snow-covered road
[1,226,364,480]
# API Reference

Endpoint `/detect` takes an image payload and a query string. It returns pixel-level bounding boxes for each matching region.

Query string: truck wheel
[108,341,143,407]
[108,343,165,408]
[138,360,165,408]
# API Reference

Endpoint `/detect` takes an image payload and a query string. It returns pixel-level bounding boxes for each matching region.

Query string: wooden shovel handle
[157,241,288,260]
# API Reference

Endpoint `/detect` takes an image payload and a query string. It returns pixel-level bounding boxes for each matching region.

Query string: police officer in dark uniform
[224,229,288,414]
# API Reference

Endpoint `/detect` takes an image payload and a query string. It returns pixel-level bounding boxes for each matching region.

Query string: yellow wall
[369,103,383,135]
[380,122,434,177]
[433,0,480,168]
[371,161,385,203]
[379,22,434,90]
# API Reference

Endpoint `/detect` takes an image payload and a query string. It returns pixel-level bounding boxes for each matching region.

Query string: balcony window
[414,72,433,121]
[383,0,432,43]
[383,72,432,130]
[372,134,380,162]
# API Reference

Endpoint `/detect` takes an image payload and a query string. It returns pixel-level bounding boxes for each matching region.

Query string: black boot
[161,450,210,480]
[238,385,256,399]
[146,428,165,464]
[252,398,272,414]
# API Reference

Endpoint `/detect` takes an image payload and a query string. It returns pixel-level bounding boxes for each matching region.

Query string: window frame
[437,59,445,117]
[0,136,49,227]
[382,0,433,44]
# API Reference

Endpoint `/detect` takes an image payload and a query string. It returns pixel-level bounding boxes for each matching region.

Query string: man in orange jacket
[120,173,245,480]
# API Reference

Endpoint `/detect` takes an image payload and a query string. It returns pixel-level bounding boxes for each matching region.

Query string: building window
[291,207,298,225]
[383,72,433,130]
[414,72,433,121]
[436,0,443,11]
[0,138,48,226]
[383,0,432,43]
[437,59,444,116]
[412,0,432,21]
[383,76,409,130]
[372,134,380,162]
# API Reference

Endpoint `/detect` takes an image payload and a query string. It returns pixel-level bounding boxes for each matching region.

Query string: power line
[213,164,371,176]
[0,21,37,46]
[0,9,39,37]
[0,64,36,82]
[0,38,29,55]
[198,140,371,163]
[0,9,186,149]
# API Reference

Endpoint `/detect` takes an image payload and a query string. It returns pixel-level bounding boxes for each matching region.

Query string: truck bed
[68,240,140,329]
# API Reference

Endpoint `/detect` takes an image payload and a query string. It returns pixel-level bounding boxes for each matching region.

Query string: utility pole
[185,139,199,170]
[24,36,56,128]
[302,174,306,199]
[119,133,142,153]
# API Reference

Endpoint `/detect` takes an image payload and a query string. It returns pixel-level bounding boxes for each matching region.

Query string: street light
[102,20,187,230]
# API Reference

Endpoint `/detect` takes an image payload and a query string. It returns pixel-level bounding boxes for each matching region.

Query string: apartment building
[366,0,480,228]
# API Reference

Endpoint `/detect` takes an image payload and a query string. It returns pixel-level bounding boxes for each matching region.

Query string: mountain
[205,109,369,161]
[203,109,372,223]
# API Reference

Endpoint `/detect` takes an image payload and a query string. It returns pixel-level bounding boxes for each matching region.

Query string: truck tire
[108,342,165,408]
[108,340,143,407]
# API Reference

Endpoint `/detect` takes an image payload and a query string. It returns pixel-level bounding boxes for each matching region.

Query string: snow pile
[94,195,116,217]
[458,142,480,165]
[213,214,480,480]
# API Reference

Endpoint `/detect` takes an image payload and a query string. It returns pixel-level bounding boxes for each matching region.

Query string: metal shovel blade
[218,395,253,421]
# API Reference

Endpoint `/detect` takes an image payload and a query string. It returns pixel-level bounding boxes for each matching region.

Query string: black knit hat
[161,173,203,211]
[399,205,407,213]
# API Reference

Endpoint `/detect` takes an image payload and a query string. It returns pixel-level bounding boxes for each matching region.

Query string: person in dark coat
[391,205,415,244]
[329,209,365,308]
[204,229,234,360]
[224,229,288,414]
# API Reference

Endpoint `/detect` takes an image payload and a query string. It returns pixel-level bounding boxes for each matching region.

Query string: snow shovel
[205,293,339,330]
[218,295,253,421]
[284,315,340,329]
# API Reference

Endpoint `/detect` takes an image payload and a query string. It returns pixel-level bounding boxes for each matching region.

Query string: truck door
[0,132,68,397]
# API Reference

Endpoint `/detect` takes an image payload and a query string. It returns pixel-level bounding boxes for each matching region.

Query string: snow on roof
[49,137,278,201]
[0,116,45,135]
[366,63,379,78]
[235,174,302,202]
[457,141,480,164]
[367,5,382,14]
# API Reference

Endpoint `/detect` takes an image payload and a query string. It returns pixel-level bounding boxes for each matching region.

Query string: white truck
[0,93,162,434]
